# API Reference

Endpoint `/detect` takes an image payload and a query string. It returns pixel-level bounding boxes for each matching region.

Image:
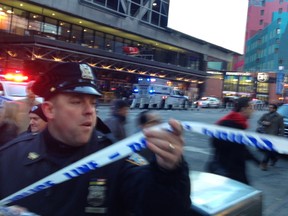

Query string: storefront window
[179,53,189,67]
[239,76,253,93]
[0,2,205,73]
[0,5,12,32]
[114,36,124,54]
[95,31,104,49]
[27,13,43,36]
[71,24,83,44]
[10,8,28,36]
[257,82,268,93]
[43,17,58,39]
[82,28,94,48]
[58,21,71,42]
[104,34,114,52]
[223,75,238,92]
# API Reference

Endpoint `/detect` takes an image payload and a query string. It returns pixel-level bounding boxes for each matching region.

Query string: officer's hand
[144,119,184,170]
[0,205,38,216]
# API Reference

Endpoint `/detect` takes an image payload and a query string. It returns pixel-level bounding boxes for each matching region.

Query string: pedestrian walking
[258,103,284,170]
[104,99,130,141]
[0,62,191,216]
[205,97,261,185]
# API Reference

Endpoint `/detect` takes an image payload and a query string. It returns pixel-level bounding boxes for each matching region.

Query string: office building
[0,0,235,102]
[244,0,288,101]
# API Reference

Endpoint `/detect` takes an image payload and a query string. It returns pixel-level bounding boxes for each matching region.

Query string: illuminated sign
[257,73,269,82]
[226,72,251,76]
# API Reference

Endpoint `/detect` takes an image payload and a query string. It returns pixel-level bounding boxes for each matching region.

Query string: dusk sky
[168,0,249,54]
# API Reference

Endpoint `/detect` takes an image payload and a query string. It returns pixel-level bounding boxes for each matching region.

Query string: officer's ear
[41,101,54,121]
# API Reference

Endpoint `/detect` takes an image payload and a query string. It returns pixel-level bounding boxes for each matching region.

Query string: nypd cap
[32,62,102,99]
[29,104,47,122]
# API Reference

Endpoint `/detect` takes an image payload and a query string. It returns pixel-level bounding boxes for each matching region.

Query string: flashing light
[133,88,139,93]
[149,89,155,94]
[3,73,28,82]
[162,96,168,99]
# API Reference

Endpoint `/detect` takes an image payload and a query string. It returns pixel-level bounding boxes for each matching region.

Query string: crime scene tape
[1,121,287,206]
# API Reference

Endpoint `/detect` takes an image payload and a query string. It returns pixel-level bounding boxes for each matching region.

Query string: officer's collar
[43,129,85,156]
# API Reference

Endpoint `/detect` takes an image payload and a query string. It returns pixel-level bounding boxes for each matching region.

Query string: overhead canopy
[0,35,207,83]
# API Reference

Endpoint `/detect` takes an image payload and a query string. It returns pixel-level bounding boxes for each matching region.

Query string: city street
[98,106,288,216]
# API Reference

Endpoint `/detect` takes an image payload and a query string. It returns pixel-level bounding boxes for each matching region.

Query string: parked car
[251,99,265,110]
[277,103,288,137]
[193,97,221,108]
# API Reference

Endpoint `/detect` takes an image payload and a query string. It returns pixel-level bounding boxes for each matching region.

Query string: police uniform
[0,62,191,216]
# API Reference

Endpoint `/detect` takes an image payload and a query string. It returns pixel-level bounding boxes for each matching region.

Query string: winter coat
[257,111,284,136]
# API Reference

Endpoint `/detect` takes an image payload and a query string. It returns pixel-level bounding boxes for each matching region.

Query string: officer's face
[43,93,97,146]
[29,113,47,133]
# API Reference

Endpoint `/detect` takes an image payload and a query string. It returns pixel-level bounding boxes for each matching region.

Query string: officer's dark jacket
[0,128,191,216]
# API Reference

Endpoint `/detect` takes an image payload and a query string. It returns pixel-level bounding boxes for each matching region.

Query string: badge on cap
[31,105,38,112]
[80,64,94,80]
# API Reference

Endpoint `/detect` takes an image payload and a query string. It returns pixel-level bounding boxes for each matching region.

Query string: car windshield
[277,105,288,118]
[5,82,27,97]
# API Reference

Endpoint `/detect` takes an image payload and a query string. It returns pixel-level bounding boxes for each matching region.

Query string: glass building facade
[0,2,202,70]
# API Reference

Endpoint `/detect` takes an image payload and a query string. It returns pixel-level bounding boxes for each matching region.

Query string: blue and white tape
[0,121,287,206]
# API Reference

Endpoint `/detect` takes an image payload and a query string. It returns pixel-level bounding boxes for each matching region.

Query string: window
[114,36,124,54]
[277,18,282,24]
[10,8,28,35]
[95,31,104,49]
[82,28,94,48]
[260,10,264,15]
[27,13,43,36]
[58,21,71,42]
[261,1,265,7]
[259,19,263,25]
[71,25,83,44]
[0,5,12,31]
[80,0,168,28]
[279,8,283,13]
[275,48,279,53]
[276,28,281,34]
[104,34,114,51]
[257,82,268,94]
[43,17,58,39]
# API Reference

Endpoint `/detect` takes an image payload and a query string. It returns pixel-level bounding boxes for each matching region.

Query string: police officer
[0,62,191,216]
[28,104,48,134]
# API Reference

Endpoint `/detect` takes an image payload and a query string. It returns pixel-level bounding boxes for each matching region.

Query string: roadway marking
[184,146,211,155]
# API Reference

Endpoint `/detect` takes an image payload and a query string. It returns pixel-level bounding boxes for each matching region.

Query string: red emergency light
[3,73,29,82]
